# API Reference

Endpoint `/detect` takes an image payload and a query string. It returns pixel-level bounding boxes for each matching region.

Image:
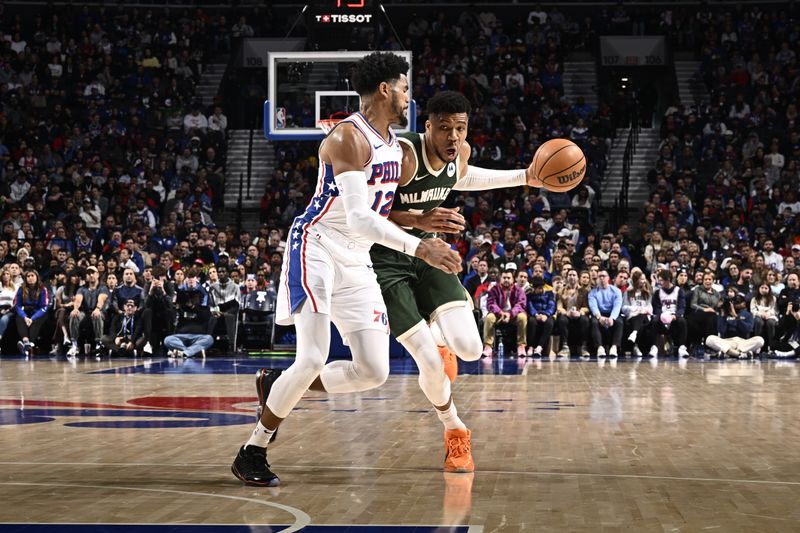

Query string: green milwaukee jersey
[394,132,460,239]
[369,132,468,336]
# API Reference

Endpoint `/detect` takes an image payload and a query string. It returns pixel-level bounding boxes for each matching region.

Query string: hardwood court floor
[2,355,800,532]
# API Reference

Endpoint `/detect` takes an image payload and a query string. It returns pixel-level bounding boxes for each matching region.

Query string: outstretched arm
[453,142,544,190]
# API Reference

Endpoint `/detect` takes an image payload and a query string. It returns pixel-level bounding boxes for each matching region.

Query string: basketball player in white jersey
[231,52,462,486]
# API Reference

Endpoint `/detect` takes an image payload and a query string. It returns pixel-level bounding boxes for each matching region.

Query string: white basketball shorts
[276,224,389,337]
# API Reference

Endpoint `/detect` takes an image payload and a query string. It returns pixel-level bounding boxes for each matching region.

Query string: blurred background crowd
[1,2,798,359]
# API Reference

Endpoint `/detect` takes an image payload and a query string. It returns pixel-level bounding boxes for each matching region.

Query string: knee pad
[348,329,390,389]
[292,356,326,381]
[356,359,389,389]
[434,306,483,361]
[399,324,444,375]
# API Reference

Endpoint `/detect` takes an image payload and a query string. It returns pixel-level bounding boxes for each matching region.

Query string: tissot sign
[313,0,374,26]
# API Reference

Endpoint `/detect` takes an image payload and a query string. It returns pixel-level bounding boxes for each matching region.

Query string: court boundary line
[2,463,800,488]
[0,482,311,533]
[0,522,481,529]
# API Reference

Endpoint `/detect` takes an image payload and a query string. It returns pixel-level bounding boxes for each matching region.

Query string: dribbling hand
[418,207,465,234]
[416,238,463,275]
[525,159,544,188]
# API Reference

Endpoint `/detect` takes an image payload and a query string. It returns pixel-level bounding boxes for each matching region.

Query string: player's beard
[392,95,408,127]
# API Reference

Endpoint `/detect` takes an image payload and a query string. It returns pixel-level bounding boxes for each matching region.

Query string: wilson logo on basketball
[556,165,585,185]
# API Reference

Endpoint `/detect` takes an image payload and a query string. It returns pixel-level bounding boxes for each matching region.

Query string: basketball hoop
[316,118,342,135]
[317,111,352,134]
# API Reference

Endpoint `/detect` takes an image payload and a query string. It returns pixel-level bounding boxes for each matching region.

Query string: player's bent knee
[356,359,389,389]
[449,333,483,362]
[292,357,326,380]
[434,306,484,361]
[415,346,444,376]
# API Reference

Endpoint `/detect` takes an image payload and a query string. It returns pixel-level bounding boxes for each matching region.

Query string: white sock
[245,421,277,449]
[436,401,467,431]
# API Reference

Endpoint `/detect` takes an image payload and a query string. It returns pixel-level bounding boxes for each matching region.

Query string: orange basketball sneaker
[438,346,458,383]
[444,428,474,473]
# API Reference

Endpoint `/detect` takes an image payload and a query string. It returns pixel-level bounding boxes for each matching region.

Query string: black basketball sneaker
[255,368,283,443]
[231,445,280,487]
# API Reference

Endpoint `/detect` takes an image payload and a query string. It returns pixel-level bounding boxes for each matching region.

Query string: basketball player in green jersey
[371,91,544,472]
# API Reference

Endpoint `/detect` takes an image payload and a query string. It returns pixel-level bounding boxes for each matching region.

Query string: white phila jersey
[657,286,680,314]
[289,112,403,251]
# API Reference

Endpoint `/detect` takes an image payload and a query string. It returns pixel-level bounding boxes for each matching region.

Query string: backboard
[264,50,415,141]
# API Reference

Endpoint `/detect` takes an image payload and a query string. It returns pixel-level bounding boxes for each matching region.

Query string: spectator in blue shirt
[525,276,555,357]
[14,270,50,357]
[589,270,623,357]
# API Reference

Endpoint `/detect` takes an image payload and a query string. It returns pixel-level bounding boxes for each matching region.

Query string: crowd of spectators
[453,6,800,360]
[3,3,800,360]
[588,5,799,357]
[0,4,285,356]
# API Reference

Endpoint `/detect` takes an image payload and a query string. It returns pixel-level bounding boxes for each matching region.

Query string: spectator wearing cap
[588,269,623,357]
[525,276,555,357]
[482,268,528,358]
[79,198,101,230]
[67,266,109,357]
[675,267,692,293]
[14,269,49,357]
[165,284,213,358]
[101,299,147,357]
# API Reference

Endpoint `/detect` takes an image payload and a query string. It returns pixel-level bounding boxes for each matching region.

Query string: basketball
[532,138,586,193]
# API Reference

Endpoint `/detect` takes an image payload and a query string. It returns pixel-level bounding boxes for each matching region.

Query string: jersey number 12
[370,191,395,217]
